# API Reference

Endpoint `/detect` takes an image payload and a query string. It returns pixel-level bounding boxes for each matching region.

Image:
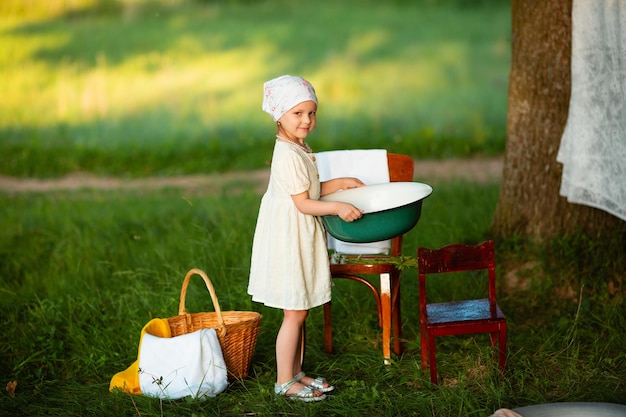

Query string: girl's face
[277,100,317,141]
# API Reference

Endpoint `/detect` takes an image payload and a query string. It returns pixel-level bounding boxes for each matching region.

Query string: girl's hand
[319,177,365,197]
[342,177,365,189]
[337,203,364,222]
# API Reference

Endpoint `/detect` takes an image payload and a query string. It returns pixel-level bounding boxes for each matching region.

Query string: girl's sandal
[274,378,327,402]
[295,371,335,393]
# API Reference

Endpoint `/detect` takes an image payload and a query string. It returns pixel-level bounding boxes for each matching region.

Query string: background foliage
[1,0,510,177]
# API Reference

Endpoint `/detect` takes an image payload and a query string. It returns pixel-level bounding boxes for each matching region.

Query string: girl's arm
[320,177,365,197]
[291,191,363,222]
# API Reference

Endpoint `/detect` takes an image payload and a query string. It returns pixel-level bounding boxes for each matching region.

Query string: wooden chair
[323,153,414,363]
[417,240,507,384]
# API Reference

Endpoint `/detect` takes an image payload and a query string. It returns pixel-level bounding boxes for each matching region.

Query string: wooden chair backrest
[387,153,414,256]
[418,240,497,305]
[387,153,414,183]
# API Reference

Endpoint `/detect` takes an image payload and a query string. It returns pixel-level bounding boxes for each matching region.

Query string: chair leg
[489,331,498,348]
[391,281,403,356]
[428,332,437,384]
[323,302,333,354]
[489,329,507,372]
[499,323,507,371]
[420,323,428,370]
[380,272,392,363]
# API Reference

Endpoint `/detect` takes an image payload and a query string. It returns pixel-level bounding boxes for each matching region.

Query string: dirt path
[0,157,502,194]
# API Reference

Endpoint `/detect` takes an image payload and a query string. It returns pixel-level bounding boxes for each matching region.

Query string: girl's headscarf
[262,75,318,122]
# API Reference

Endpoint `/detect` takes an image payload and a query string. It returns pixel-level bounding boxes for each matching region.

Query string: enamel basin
[320,182,433,243]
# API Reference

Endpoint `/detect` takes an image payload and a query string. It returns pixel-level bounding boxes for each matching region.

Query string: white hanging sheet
[557,0,626,221]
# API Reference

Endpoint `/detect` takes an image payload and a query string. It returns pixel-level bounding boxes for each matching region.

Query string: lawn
[1,1,625,416]
[1,180,625,416]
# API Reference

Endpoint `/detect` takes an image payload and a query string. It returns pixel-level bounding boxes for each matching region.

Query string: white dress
[247,140,332,310]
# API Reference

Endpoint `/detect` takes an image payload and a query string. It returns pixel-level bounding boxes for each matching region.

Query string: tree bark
[491,0,625,240]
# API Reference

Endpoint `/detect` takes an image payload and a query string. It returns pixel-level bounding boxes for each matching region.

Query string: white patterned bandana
[262,75,318,122]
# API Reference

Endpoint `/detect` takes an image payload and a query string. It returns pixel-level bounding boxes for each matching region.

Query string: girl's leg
[292,324,305,376]
[290,316,333,392]
[276,309,322,396]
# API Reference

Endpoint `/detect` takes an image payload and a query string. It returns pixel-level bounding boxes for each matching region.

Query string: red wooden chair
[323,153,414,363]
[417,240,506,383]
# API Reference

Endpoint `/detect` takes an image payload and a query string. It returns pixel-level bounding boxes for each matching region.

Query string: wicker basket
[167,268,263,381]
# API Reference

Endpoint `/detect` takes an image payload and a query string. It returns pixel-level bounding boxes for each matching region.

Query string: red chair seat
[426,299,505,326]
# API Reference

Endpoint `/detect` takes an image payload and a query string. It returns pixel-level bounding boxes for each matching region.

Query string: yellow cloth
[109,318,171,394]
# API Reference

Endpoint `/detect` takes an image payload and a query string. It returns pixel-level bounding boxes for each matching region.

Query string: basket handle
[178,268,227,337]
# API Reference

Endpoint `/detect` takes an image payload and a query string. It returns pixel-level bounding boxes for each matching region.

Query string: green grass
[1,181,625,416]
[2,1,625,416]
[0,0,510,178]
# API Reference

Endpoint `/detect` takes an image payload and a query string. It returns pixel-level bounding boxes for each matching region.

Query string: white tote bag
[138,328,228,400]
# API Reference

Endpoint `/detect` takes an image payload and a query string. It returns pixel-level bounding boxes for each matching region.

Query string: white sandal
[295,371,335,393]
[274,377,326,402]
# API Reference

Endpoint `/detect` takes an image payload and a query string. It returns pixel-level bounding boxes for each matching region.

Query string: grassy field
[0,0,510,178]
[1,180,625,416]
[2,1,626,416]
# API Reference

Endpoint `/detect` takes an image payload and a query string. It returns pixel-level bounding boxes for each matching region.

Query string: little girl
[248,75,364,402]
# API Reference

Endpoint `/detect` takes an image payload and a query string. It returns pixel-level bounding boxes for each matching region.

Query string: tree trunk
[491,0,625,240]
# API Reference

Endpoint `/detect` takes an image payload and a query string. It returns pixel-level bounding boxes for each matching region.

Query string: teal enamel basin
[320,182,433,243]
